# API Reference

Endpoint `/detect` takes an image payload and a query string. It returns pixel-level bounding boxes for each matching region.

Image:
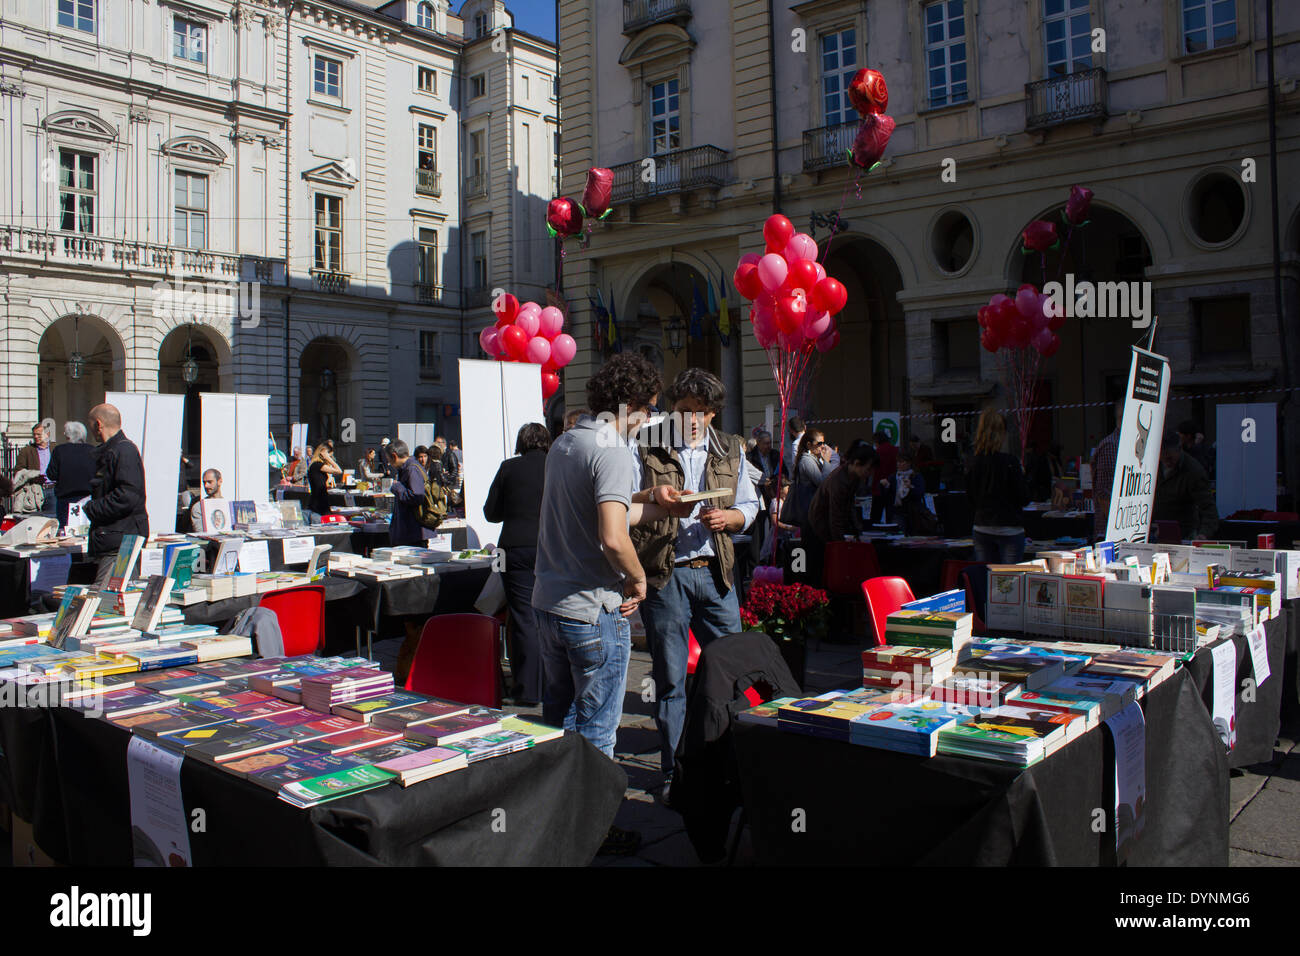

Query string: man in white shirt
[190,468,225,530]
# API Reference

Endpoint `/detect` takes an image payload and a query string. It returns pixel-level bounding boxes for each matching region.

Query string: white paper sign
[1209,640,1238,752]
[66,495,91,532]
[238,539,272,574]
[1104,701,1146,863]
[282,536,317,565]
[127,736,192,867]
[140,548,165,577]
[429,533,453,553]
[1105,347,1171,542]
[1246,624,1271,687]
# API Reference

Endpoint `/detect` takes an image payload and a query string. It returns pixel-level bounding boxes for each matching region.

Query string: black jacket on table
[82,430,149,556]
[483,448,546,549]
[966,451,1029,528]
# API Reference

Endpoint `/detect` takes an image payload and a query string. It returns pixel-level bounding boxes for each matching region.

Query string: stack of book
[884,610,974,654]
[445,730,535,763]
[927,674,1021,708]
[300,667,395,713]
[277,765,397,808]
[369,698,474,731]
[373,746,468,787]
[849,700,969,756]
[936,710,1064,766]
[860,645,954,694]
[776,695,887,742]
[404,710,504,746]
[952,649,1066,690]
[330,691,428,723]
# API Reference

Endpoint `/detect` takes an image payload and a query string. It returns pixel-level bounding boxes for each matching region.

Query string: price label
[239,540,272,574]
[281,536,316,565]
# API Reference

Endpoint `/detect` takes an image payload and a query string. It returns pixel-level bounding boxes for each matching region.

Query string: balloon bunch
[978,284,1063,358]
[478,294,578,401]
[734,214,846,507]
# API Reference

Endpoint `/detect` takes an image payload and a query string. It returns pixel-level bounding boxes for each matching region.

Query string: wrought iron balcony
[465,173,487,197]
[415,282,444,305]
[1026,68,1108,130]
[609,145,730,204]
[416,168,442,197]
[802,120,859,172]
[311,269,350,294]
[623,0,690,34]
[0,225,253,280]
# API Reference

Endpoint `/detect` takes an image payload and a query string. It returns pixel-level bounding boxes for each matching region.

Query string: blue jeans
[537,608,631,759]
[639,565,742,774]
[973,530,1026,563]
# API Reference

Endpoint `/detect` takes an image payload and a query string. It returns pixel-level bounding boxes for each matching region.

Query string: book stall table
[191,525,356,572]
[1217,519,1300,550]
[733,659,1230,866]
[0,542,92,617]
[338,559,495,634]
[0,684,625,866]
[1019,510,1094,543]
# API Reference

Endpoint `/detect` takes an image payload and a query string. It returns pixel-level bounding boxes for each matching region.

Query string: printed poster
[127,736,192,867]
[1104,701,1147,864]
[1104,346,1171,543]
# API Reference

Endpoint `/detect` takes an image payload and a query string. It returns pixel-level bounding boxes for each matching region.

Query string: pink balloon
[816,329,840,353]
[778,329,806,352]
[752,309,776,339]
[538,306,565,339]
[757,253,788,292]
[525,335,552,365]
[479,326,501,357]
[518,301,542,317]
[803,309,832,339]
[783,233,818,264]
[739,252,762,268]
[813,262,827,283]
[751,297,774,321]
[1015,286,1041,322]
[515,310,540,338]
[550,332,577,368]
[755,323,777,349]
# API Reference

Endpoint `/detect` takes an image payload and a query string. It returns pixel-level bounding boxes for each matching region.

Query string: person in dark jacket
[1154,432,1219,540]
[46,421,96,528]
[484,422,551,704]
[83,404,149,572]
[966,408,1029,563]
[386,439,432,547]
[870,429,898,525]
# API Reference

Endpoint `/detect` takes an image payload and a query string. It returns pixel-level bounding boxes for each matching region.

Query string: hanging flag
[689,281,706,341]
[588,291,607,353]
[717,269,732,346]
[608,287,622,353]
[706,276,717,316]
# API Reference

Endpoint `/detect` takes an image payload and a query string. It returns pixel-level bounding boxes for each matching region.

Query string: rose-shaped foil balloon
[580,167,614,220]
[847,68,889,117]
[1064,185,1093,226]
[546,197,584,239]
[1021,220,1058,253]
[850,114,895,169]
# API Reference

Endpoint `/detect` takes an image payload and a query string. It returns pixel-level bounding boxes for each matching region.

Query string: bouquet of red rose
[740,582,831,644]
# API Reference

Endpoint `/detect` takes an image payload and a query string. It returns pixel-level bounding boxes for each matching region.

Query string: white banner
[1104,346,1171,542]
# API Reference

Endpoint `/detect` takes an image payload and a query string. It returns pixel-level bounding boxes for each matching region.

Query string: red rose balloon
[580,167,614,220]
[810,277,848,315]
[847,68,889,116]
[763,214,795,253]
[546,197,584,239]
[1064,185,1093,226]
[1021,220,1058,253]
[851,114,895,169]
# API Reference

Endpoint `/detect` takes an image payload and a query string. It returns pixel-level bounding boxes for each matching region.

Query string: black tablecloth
[1216,520,1300,550]
[341,564,494,633]
[180,576,367,628]
[5,700,624,866]
[734,666,1228,865]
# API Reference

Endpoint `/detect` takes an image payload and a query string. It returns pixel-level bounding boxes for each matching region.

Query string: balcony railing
[802,120,859,172]
[311,269,350,294]
[415,282,444,305]
[465,173,487,197]
[623,0,690,33]
[416,169,442,197]
[1026,68,1108,130]
[0,225,252,280]
[609,145,730,204]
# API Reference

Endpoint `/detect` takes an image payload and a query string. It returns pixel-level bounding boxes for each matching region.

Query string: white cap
[381,437,390,445]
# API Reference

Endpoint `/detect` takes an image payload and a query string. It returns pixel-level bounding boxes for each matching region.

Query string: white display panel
[397,423,436,452]
[1216,403,1277,517]
[291,422,309,456]
[200,393,238,502]
[105,391,185,536]
[200,393,271,503]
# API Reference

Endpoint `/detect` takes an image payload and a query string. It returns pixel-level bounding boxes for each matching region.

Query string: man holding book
[632,368,759,783]
[83,404,149,575]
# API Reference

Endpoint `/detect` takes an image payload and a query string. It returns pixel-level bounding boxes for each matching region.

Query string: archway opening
[37,314,125,433]
[299,337,358,461]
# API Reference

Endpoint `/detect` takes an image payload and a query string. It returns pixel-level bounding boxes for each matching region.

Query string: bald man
[83,403,149,568]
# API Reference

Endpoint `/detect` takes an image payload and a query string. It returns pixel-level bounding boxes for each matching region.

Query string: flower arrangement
[740,582,831,644]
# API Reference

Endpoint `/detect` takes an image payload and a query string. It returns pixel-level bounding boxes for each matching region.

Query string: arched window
[416,1,433,29]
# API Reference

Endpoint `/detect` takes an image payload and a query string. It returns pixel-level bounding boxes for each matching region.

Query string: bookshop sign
[1105,346,1170,542]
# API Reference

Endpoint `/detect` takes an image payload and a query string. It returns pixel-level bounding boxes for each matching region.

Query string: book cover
[107,535,147,591]
[230,500,259,527]
[986,567,1028,632]
[899,589,966,614]
[369,699,473,730]
[374,746,468,783]
[404,713,502,745]
[246,753,364,789]
[187,728,298,763]
[1063,574,1105,642]
[1024,573,1064,638]
[278,765,396,807]
[499,716,565,744]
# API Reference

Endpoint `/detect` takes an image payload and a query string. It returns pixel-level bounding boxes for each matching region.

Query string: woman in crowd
[357,447,384,481]
[307,441,342,518]
[966,409,1030,563]
[46,421,97,528]
[483,422,550,705]
[788,428,827,534]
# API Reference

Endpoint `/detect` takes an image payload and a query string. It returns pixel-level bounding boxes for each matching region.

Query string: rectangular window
[314,194,342,271]
[174,171,208,249]
[173,16,207,64]
[820,29,858,127]
[935,319,979,373]
[418,228,438,286]
[58,149,96,234]
[471,231,487,289]
[417,123,437,170]
[1043,0,1091,76]
[924,0,968,108]
[470,73,486,98]
[521,122,531,273]
[1182,0,1236,54]
[419,331,439,374]
[470,130,485,178]
[649,78,681,155]
[521,74,529,99]
[1194,296,1250,363]
[314,55,341,99]
[474,12,488,37]
[57,0,94,33]
[418,67,436,93]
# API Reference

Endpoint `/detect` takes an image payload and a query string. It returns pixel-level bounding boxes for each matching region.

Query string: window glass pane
[1044,0,1064,15]
[927,23,943,44]
[1184,7,1205,30]
[1046,19,1065,41]
[951,61,966,83]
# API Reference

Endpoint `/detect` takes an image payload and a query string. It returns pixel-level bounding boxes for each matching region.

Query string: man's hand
[620,576,647,616]
[701,506,735,533]
[652,484,695,518]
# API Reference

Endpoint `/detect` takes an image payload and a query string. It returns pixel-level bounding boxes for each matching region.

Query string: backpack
[411,462,449,530]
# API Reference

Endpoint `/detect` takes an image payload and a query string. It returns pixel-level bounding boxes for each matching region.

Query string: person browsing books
[1153,432,1218,540]
[966,409,1030,563]
[307,442,342,518]
[189,469,225,530]
[83,404,149,575]
[46,421,96,529]
[808,443,877,547]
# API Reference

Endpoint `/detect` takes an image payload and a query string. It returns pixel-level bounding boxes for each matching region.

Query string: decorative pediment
[301,161,358,187]
[42,110,118,142]
[162,136,227,164]
[619,24,695,69]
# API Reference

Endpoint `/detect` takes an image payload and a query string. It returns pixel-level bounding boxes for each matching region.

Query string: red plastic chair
[1153,520,1182,544]
[404,612,502,707]
[823,541,882,596]
[257,585,326,657]
[687,629,701,676]
[939,559,984,594]
[861,576,916,647]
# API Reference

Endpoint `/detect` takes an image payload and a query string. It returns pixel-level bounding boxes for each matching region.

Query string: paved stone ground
[374,634,1300,867]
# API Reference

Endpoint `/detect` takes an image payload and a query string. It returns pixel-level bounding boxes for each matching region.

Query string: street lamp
[68,315,85,381]
[666,315,686,356]
[182,325,199,385]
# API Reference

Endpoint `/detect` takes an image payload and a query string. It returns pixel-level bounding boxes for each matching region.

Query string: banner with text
[1104,346,1170,543]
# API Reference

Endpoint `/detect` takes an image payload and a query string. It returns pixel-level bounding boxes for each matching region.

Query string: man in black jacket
[83,404,149,573]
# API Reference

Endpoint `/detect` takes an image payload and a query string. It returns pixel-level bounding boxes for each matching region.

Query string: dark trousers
[502,546,543,702]
[870,491,895,526]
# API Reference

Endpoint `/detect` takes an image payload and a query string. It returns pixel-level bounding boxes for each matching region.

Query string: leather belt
[675,557,715,569]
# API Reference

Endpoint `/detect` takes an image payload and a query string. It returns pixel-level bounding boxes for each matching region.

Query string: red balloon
[981,328,1001,352]
[847,68,889,117]
[500,325,528,360]
[1040,333,1061,358]
[541,371,560,400]
[810,277,848,315]
[543,358,558,373]
[733,262,763,300]
[493,293,520,324]
[776,293,805,334]
[547,198,584,239]
[977,306,991,329]
[763,214,795,253]
[784,257,819,294]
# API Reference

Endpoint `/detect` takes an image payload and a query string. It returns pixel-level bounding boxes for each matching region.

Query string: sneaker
[597,825,641,857]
